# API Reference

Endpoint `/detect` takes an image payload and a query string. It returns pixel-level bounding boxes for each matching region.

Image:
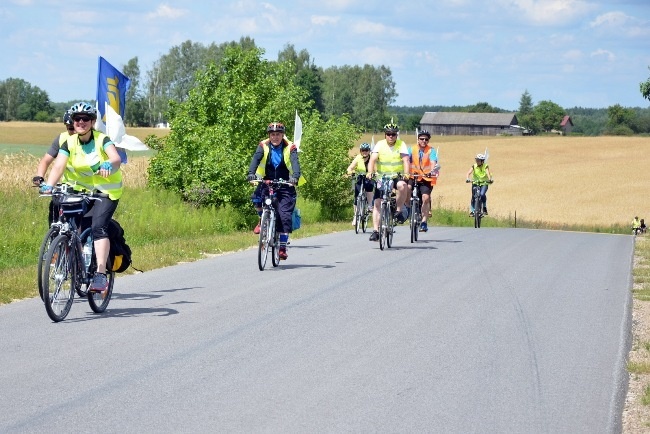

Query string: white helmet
[475,153,486,160]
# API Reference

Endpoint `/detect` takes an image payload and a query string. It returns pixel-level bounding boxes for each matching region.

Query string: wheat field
[1,123,648,227]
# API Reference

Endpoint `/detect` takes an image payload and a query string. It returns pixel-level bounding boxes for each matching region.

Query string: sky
[1,0,649,111]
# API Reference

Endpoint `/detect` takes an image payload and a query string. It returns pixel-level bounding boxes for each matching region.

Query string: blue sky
[1,0,649,111]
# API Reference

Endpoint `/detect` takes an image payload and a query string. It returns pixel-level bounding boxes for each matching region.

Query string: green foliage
[0,78,54,121]
[533,100,565,132]
[641,66,650,101]
[299,112,360,219]
[147,45,310,211]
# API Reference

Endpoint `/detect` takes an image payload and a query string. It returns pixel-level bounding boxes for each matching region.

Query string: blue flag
[96,56,130,162]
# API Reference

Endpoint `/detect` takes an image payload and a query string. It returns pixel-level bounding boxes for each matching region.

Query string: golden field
[1,122,648,227]
[357,133,650,227]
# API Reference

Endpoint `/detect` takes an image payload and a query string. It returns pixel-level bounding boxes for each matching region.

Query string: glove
[366,172,374,180]
[466,179,471,183]
[402,174,410,181]
[247,174,257,182]
[288,177,298,185]
[40,184,53,194]
[32,176,45,186]
[433,163,441,171]
[99,162,113,172]
[489,178,494,184]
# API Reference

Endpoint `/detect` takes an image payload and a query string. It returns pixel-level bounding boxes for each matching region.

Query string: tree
[146,46,311,214]
[606,104,637,134]
[533,100,565,132]
[122,57,147,126]
[467,102,500,113]
[0,78,54,121]
[641,66,650,101]
[278,44,324,113]
[517,90,537,133]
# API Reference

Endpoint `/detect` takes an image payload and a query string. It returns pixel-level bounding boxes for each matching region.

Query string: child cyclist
[465,153,494,216]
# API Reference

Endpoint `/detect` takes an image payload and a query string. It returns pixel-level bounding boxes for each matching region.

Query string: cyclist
[32,109,75,224]
[465,153,494,216]
[247,122,302,260]
[641,219,647,234]
[40,102,124,292]
[366,122,410,242]
[633,216,641,235]
[346,142,375,226]
[407,130,439,232]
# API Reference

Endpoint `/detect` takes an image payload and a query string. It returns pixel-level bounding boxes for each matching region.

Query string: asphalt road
[0,226,634,433]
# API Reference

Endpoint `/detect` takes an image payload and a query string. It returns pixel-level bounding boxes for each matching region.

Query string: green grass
[0,185,639,305]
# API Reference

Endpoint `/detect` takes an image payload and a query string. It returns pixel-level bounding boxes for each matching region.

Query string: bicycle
[467,179,493,229]
[252,178,293,271]
[375,174,398,250]
[408,174,430,243]
[41,185,114,322]
[36,185,90,301]
[353,174,371,234]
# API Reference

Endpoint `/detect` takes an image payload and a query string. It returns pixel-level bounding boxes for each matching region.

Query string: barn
[419,112,522,136]
[560,115,573,135]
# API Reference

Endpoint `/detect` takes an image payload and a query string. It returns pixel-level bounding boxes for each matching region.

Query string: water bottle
[82,239,92,270]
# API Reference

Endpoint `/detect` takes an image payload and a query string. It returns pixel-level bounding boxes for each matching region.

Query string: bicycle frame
[354,174,370,234]
[253,179,292,270]
[409,178,422,243]
[377,175,395,250]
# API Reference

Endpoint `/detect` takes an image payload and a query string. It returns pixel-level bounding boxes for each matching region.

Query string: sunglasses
[418,137,429,142]
[385,133,397,137]
[73,116,92,123]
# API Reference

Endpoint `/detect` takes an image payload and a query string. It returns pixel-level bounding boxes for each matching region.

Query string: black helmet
[383,123,399,133]
[63,109,73,125]
[359,142,371,151]
[266,122,285,133]
[418,129,431,138]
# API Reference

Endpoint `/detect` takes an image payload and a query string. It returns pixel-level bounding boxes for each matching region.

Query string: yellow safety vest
[64,131,124,200]
[471,163,490,185]
[255,139,306,185]
[374,139,405,176]
[352,154,369,174]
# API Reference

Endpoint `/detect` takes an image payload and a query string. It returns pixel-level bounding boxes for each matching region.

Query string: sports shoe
[279,247,288,260]
[394,211,406,224]
[419,222,428,232]
[483,208,488,215]
[89,273,108,292]
[369,231,379,241]
[469,211,475,217]
[253,223,261,234]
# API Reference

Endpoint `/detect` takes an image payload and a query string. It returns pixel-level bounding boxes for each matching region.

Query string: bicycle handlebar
[250,178,294,187]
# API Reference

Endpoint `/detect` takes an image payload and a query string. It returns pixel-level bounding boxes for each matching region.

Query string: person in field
[407,129,439,232]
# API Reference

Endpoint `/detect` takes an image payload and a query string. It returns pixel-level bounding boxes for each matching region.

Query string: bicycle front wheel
[354,194,364,235]
[43,234,75,322]
[87,258,114,313]
[271,229,280,267]
[379,202,388,250]
[474,190,482,228]
[258,211,271,271]
[38,226,59,301]
[410,198,419,243]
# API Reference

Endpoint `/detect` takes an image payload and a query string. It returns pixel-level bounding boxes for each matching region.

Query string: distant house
[419,112,521,136]
[560,116,573,135]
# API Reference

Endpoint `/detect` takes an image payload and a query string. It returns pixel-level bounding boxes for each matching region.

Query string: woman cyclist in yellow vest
[366,123,410,242]
[465,153,494,216]
[41,102,123,292]
[346,142,375,226]
[247,122,302,261]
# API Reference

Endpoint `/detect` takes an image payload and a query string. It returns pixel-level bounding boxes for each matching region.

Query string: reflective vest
[64,131,123,200]
[58,132,72,183]
[409,145,437,184]
[374,139,405,176]
[471,163,490,185]
[255,139,306,185]
[352,154,370,174]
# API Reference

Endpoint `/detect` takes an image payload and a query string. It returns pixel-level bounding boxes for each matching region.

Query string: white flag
[484,147,489,162]
[293,110,303,151]
[103,103,149,151]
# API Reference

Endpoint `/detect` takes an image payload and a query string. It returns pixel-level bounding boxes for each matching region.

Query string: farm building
[419,112,522,136]
[560,115,573,135]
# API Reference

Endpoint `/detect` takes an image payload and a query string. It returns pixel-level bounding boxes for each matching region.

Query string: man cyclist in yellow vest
[465,153,494,216]
[247,122,301,260]
[40,102,124,292]
[346,142,374,226]
[633,216,641,235]
[366,123,410,242]
[32,109,75,224]
[407,130,439,232]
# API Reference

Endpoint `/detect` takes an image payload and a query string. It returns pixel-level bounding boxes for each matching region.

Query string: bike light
[265,198,272,206]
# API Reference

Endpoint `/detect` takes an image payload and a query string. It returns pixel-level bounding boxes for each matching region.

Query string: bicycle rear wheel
[38,226,59,301]
[258,211,271,271]
[75,228,92,298]
[355,194,365,234]
[43,234,75,322]
[387,207,394,248]
[87,257,114,313]
[410,198,419,243]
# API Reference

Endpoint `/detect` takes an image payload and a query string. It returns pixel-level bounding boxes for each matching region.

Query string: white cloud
[311,15,339,26]
[562,49,583,61]
[498,0,594,26]
[590,11,650,38]
[590,48,615,62]
[146,4,187,20]
[350,19,406,38]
